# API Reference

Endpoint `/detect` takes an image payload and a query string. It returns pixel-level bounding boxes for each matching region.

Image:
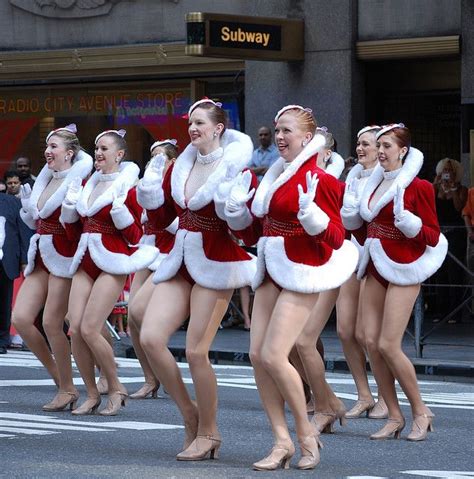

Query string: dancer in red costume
[128,139,178,400]
[344,123,447,440]
[130,99,255,460]
[62,129,155,416]
[221,106,358,470]
[12,124,92,411]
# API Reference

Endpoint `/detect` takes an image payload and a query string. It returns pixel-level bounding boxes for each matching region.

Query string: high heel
[370,417,405,440]
[130,382,160,400]
[368,397,389,419]
[71,396,101,416]
[406,413,434,441]
[311,411,337,434]
[334,401,347,427]
[296,434,323,470]
[99,391,128,416]
[42,391,79,412]
[96,377,108,396]
[176,435,221,461]
[252,442,295,471]
[345,399,376,419]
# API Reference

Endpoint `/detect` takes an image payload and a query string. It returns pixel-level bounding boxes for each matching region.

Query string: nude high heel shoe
[252,442,295,471]
[370,417,405,440]
[406,413,434,441]
[99,391,128,416]
[42,391,79,412]
[368,397,389,419]
[296,434,323,470]
[130,382,160,399]
[176,435,221,461]
[96,377,108,396]
[311,411,337,434]
[345,399,376,419]
[71,396,101,416]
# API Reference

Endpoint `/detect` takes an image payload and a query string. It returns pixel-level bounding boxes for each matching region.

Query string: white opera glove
[393,184,422,238]
[112,182,128,211]
[341,178,363,230]
[64,177,82,206]
[110,182,135,230]
[19,183,32,212]
[225,171,255,213]
[297,171,330,236]
[297,171,319,214]
[142,153,166,186]
[213,163,238,220]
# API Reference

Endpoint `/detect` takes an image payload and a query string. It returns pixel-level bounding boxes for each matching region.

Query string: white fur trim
[171,129,253,211]
[24,233,40,276]
[20,208,37,230]
[152,229,186,284]
[69,233,89,275]
[341,207,364,231]
[224,206,254,231]
[251,237,268,291]
[85,234,156,275]
[148,252,169,272]
[38,235,74,278]
[351,234,364,271]
[139,234,157,246]
[166,217,179,234]
[60,202,79,226]
[297,202,330,236]
[325,152,345,179]
[28,151,93,221]
[360,148,423,222]
[394,211,422,238]
[136,179,164,210]
[253,236,358,293]
[357,235,448,285]
[76,162,139,217]
[252,133,326,217]
[345,163,364,183]
[110,205,135,230]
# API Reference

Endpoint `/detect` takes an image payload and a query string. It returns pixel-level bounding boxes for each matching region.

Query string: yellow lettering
[246,31,256,43]
[263,33,270,46]
[221,26,230,42]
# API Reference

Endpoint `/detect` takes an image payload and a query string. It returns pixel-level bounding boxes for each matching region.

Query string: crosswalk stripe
[0,426,57,435]
[0,433,15,438]
[0,420,113,432]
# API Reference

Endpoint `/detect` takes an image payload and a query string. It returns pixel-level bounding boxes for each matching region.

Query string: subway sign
[185,12,304,61]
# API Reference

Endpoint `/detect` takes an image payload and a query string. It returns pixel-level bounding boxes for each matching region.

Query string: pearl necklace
[360,167,374,178]
[383,167,402,180]
[52,169,70,179]
[98,172,120,182]
[196,147,223,165]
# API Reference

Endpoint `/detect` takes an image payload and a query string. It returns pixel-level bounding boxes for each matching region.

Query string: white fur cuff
[394,211,422,238]
[341,206,364,231]
[60,203,79,225]
[297,202,330,236]
[20,208,36,230]
[224,206,253,231]
[136,181,164,210]
[110,205,135,230]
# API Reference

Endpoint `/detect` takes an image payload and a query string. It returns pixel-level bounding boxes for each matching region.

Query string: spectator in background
[432,158,468,323]
[15,157,36,187]
[249,126,279,181]
[0,179,6,193]
[462,186,474,273]
[4,171,21,197]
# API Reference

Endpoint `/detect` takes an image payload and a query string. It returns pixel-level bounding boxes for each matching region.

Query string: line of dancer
[14,99,447,471]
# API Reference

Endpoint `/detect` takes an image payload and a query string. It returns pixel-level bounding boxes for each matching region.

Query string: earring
[302,140,308,147]
[399,154,404,160]
[115,157,120,163]
[64,155,70,162]
[213,132,218,138]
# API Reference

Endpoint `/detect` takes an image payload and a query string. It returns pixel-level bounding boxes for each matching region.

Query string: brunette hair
[152,142,178,161]
[281,108,317,135]
[49,130,82,162]
[102,132,128,161]
[192,102,228,137]
[389,126,411,149]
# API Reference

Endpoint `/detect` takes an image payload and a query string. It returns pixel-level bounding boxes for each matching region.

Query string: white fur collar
[360,147,423,222]
[325,151,345,179]
[29,150,93,220]
[344,163,364,183]
[170,129,253,211]
[76,161,139,217]
[251,133,326,217]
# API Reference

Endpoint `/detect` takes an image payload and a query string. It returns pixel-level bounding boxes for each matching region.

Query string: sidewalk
[116,318,474,379]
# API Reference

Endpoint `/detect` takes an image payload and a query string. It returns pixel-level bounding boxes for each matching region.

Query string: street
[0,351,473,479]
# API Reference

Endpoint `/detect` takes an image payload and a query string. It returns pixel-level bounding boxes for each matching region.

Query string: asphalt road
[0,351,473,479]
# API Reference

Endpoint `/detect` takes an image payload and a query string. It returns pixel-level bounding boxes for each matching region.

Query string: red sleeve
[146,165,178,230]
[412,180,441,247]
[119,188,145,245]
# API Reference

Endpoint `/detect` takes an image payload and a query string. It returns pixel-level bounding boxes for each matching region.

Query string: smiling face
[356,131,379,169]
[44,134,73,171]
[94,134,123,174]
[274,112,312,162]
[188,107,223,154]
[377,132,407,172]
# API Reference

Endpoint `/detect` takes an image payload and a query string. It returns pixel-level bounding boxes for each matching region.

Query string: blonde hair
[49,130,81,162]
[436,157,463,183]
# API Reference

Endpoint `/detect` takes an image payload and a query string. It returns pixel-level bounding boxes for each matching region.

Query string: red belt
[143,222,165,236]
[84,217,117,235]
[179,210,226,233]
[263,216,308,238]
[367,222,405,240]
[37,218,66,235]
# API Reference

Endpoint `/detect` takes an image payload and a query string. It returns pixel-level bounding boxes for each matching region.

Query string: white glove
[393,184,405,220]
[143,153,166,185]
[225,171,255,213]
[297,171,319,213]
[19,184,32,211]
[343,178,360,210]
[393,184,422,238]
[112,182,128,211]
[64,177,82,206]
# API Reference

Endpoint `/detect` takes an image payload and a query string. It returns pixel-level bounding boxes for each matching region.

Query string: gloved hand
[19,184,32,211]
[112,182,128,211]
[64,177,82,206]
[297,171,319,214]
[343,178,361,210]
[393,184,422,238]
[143,153,166,185]
[226,170,255,213]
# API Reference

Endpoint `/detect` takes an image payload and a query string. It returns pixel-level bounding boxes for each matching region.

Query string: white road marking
[0,420,113,432]
[0,426,57,435]
[402,472,474,478]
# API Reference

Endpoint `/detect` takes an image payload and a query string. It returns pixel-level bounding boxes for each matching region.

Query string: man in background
[4,171,21,197]
[15,157,36,187]
[249,126,279,181]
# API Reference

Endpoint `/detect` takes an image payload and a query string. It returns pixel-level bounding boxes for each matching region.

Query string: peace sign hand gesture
[226,170,255,213]
[297,171,319,213]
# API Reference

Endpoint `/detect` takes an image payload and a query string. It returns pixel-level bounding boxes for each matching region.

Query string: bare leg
[185,285,233,436]
[12,269,59,384]
[336,275,373,403]
[362,276,403,421]
[239,287,251,329]
[42,275,75,393]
